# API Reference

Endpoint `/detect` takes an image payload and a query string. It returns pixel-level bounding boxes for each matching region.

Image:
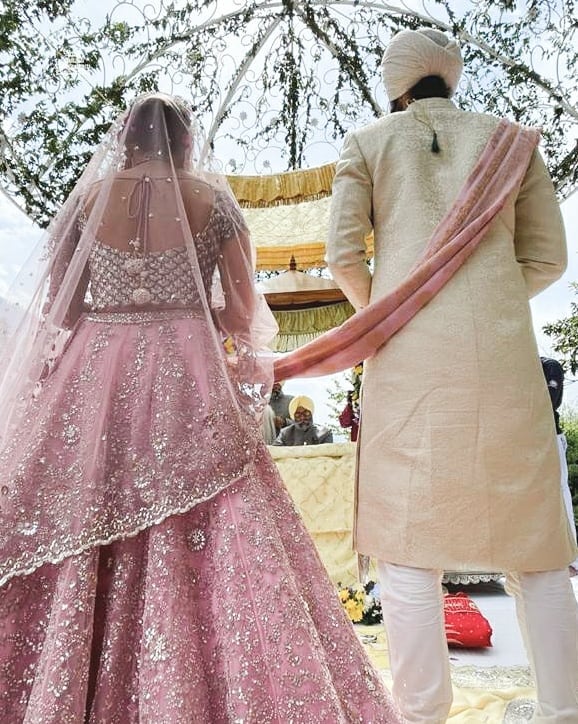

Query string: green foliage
[0,0,576,228]
[561,406,578,520]
[544,283,578,375]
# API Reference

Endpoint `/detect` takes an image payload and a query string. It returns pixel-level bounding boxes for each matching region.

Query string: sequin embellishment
[187,528,206,551]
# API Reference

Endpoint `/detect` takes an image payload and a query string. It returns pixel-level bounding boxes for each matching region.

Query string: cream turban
[289,395,315,419]
[380,28,463,101]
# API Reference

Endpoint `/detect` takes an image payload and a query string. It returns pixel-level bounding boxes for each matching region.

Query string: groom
[326,27,578,724]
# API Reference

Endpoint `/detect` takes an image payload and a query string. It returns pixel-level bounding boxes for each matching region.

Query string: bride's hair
[124,94,192,168]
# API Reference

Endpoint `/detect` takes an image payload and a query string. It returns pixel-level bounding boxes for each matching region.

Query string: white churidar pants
[378,561,578,723]
[557,433,578,569]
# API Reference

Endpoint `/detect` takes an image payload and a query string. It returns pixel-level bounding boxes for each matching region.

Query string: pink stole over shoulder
[274,120,540,381]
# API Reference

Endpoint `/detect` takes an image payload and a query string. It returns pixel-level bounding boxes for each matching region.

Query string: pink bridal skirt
[0,313,401,723]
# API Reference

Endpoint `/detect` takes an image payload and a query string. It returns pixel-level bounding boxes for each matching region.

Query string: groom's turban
[380,28,463,101]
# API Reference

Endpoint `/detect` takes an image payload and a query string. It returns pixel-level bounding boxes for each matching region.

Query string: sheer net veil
[0,92,278,449]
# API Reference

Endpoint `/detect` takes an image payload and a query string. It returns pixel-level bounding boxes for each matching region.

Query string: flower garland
[338,580,382,625]
[351,362,363,398]
[345,362,363,431]
[350,362,363,416]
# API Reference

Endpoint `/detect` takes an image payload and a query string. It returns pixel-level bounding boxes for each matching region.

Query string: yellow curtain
[228,164,374,270]
[270,302,355,352]
[228,163,335,205]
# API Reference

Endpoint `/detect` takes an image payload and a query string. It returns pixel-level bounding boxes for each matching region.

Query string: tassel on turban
[289,395,315,419]
[380,28,463,101]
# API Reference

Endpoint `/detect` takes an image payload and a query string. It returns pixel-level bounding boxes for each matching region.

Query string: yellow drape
[270,302,355,351]
[228,164,374,270]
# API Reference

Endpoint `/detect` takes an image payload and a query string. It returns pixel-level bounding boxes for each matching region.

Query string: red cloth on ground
[443,592,493,648]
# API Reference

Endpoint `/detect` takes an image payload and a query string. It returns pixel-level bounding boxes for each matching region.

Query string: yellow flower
[223,336,236,355]
[339,588,350,603]
[344,598,364,622]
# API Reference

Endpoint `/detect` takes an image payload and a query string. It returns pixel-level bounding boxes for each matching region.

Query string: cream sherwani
[327,98,576,572]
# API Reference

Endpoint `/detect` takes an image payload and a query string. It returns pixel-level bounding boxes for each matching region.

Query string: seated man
[273,395,333,446]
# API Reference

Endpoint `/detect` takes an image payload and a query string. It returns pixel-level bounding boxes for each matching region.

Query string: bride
[0,93,401,723]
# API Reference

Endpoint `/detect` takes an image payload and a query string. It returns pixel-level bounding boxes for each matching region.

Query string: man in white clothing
[327,27,578,723]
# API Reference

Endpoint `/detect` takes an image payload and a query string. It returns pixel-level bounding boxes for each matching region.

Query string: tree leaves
[544,284,578,374]
[0,0,576,226]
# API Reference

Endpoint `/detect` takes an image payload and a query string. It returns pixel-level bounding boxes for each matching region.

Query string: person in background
[273,395,333,446]
[269,380,294,434]
[540,356,578,575]
[327,26,578,723]
[260,403,277,445]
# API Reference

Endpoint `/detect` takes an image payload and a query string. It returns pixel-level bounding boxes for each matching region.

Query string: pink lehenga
[0,95,401,723]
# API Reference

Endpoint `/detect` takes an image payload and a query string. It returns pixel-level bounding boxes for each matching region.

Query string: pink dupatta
[274,120,540,381]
